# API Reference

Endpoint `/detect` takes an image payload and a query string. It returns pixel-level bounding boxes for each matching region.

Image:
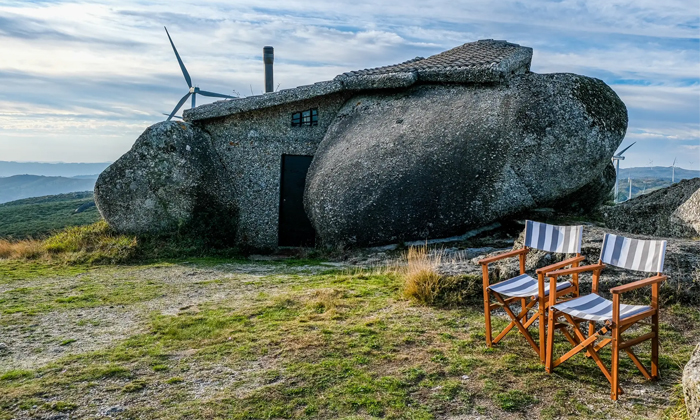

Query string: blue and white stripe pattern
[553,293,651,322]
[600,233,667,273]
[489,274,572,298]
[524,221,583,254]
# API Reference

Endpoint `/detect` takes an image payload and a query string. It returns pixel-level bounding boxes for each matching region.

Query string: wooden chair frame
[479,247,584,363]
[544,261,665,400]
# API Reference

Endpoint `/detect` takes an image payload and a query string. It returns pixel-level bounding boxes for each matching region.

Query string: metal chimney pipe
[263,46,274,93]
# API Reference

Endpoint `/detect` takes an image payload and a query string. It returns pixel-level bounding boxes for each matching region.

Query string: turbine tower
[612,142,636,204]
[671,157,677,183]
[164,27,236,121]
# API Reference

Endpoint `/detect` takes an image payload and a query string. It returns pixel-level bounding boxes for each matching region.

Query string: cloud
[0,0,697,163]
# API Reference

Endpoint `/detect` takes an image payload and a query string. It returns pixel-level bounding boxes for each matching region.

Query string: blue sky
[0,0,698,169]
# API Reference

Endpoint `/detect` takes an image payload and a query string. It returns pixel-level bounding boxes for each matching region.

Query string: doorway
[278,155,316,247]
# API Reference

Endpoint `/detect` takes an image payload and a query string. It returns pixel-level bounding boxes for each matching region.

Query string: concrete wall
[198,91,353,249]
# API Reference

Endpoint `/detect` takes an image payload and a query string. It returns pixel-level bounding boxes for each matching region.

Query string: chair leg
[651,312,659,380]
[482,266,492,347]
[538,299,546,364]
[484,291,492,347]
[611,324,620,400]
[545,308,556,373]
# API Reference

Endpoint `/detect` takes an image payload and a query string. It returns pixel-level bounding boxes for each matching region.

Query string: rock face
[305,73,627,247]
[684,344,700,420]
[603,178,700,238]
[94,122,238,242]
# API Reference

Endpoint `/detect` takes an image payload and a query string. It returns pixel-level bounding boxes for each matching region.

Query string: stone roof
[185,39,532,122]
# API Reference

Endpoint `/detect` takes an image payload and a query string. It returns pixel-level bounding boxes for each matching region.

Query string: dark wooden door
[278,155,316,247]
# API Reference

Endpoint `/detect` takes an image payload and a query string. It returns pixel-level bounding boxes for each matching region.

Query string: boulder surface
[603,178,700,238]
[94,121,238,241]
[305,73,627,247]
[685,344,700,420]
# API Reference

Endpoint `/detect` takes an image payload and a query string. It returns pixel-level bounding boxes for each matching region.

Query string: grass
[0,220,248,265]
[0,256,696,419]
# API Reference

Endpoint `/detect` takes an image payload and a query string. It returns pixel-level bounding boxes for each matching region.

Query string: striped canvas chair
[544,233,667,400]
[478,221,584,363]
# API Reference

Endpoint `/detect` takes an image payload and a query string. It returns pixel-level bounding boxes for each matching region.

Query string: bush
[401,245,482,307]
[43,221,137,263]
[0,220,242,265]
[402,245,442,305]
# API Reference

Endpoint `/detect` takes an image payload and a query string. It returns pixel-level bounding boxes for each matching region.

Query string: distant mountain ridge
[619,166,699,180]
[0,175,96,204]
[0,161,110,177]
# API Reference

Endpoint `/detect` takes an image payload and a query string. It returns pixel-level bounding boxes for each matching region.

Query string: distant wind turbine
[671,157,677,183]
[612,142,635,204]
[164,26,236,121]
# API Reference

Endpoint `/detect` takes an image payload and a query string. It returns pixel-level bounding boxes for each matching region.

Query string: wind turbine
[612,142,636,204]
[164,26,236,121]
[671,158,677,183]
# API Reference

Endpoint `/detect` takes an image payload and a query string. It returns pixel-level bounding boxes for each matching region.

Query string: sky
[0,0,698,169]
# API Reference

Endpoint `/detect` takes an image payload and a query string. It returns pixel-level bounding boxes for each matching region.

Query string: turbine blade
[167,92,191,121]
[162,113,183,120]
[164,26,192,88]
[197,90,236,99]
[616,141,636,157]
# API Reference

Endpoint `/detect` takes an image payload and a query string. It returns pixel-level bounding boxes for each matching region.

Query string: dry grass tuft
[402,245,443,305]
[307,288,346,314]
[0,238,45,259]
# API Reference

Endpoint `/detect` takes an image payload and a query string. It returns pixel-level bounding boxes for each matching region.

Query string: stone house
[180,40,534,249]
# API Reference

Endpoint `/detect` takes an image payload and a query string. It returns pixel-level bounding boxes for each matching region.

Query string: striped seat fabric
[553,293,651,322]
[488,274,572,298]
[601,233,667,273]
[525,220,582,253]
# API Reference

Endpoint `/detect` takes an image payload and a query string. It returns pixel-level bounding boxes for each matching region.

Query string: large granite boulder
[602,178,700,238]
[94,121,238,242]
[684,344,700,419]
[305,73,627,247]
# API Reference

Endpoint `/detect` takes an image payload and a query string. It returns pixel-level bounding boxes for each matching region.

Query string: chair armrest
[547,262,606,278]
[535,255,586,275]
[610,275,667,294]
[478,247,529,265]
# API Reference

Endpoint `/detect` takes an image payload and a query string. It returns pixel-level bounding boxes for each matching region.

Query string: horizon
[1,1,698,168]
[0,161,699,171]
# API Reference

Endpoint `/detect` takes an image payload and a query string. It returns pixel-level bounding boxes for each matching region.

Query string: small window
[291,108,318,127]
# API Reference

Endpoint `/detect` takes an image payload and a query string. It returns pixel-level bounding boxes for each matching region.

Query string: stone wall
[198,91,353,249]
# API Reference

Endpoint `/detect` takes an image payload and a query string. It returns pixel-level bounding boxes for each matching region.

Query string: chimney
[263,46,274,93]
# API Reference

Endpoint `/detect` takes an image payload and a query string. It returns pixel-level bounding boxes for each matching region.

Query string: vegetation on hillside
[0,192,100,239]
[0,175,97,204]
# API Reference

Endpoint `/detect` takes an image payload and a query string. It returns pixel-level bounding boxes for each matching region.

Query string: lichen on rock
[94,121,238,243]
[304,72,628,247]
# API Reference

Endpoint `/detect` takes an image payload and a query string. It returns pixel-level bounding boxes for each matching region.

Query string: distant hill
[0,175,97,204]
[0,161,110,177]
[0,191,101,239]
[619,166,700,180]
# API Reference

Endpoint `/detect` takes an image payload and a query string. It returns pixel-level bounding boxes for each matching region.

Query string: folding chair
[544,233,667,400]
[478,221,585,363]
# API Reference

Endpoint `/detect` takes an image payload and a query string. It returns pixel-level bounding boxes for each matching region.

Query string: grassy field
[0,192,100,240]
[0,255,696,419]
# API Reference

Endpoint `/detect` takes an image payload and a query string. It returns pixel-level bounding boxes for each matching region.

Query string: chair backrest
[600,233,667,273]
[524,220,583,254]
